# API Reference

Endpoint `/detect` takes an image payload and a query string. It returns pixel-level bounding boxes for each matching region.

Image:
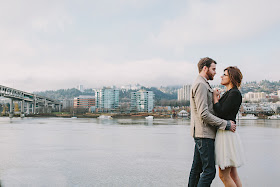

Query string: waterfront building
[131,90,154,112]
[62,99,74,109]
[178,110,189,117]
[244,92,266,102]
[95,88,119,111]
[241,103,274,114]
[177,85,191,101]
[241,104,256,113]
[74,95,95,109]
[270,101,280,113]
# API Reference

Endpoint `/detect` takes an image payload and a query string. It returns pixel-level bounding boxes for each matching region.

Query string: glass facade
[131,91,154,112]
[96,88,119,110]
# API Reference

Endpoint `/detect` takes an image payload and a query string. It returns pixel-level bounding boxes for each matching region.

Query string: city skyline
[0,0,279,92]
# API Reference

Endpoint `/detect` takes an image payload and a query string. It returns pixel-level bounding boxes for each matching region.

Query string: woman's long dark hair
[224,66,243,88]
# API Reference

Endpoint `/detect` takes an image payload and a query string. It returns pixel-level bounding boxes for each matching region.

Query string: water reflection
[238,119,280,128]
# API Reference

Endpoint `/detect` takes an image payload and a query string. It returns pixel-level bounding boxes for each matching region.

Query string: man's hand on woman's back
[230,120,236,132]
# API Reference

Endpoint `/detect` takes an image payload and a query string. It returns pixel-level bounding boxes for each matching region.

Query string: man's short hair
[197,57,217,73]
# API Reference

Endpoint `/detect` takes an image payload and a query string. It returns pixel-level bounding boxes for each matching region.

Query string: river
[0,117,279,186]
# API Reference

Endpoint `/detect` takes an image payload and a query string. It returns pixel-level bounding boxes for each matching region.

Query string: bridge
[0,85,62,118]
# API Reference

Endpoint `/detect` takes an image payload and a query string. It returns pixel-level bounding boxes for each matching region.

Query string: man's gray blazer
[190,75,227,139]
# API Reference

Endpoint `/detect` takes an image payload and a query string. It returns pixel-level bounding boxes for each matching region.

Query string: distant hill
[241,80,280,93]
[34,88,94,100]
[146,87,177,101]
[33,80,279,102]
[119,86,177,102]
[34,87,177,102]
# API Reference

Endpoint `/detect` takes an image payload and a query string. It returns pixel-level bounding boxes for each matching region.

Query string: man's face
[206,63,216,80]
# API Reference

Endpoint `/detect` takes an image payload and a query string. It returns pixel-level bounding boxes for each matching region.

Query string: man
[188,57,236,187]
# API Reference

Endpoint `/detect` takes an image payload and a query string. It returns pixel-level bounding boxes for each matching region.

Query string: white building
[265,102,280,113]
[278,90,280,98]
[120,84,142,91]
[62,99,74,109]
[178,85,191,101]
[131,90,154,112]
[241,103,274,114]
[95,88,119,110]
[77,85,84,92]
[244,92,266,102]
[241,104,257,113]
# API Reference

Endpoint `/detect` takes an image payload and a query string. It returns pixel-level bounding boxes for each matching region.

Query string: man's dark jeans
[188,138,216,187]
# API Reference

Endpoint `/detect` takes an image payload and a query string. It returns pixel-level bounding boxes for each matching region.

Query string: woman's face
[221,70,231,86]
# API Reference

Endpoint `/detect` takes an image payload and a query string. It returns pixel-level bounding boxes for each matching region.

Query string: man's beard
[206,71,214,80]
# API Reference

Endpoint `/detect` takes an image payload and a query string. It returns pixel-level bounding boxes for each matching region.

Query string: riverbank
[1,113,279,120]
[0,113,174,119]
[58,113,173,119]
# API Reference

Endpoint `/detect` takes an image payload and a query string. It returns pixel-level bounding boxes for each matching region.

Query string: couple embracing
[188,57,245,187]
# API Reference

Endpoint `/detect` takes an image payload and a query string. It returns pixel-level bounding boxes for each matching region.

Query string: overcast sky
[0,0,279,92]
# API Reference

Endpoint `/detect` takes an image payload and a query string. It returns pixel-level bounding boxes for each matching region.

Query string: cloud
[0,0,279,92]
[31,8,72,33]
[76,0,159,16]
[1,58,196,92]
[237,49,280,82]
[151,0,280,47]
[0,1,72,32]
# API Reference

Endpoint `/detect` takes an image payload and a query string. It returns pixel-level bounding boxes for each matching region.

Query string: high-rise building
[131,90,154,112]
[74,95,95,109]
[95,88,119,110]
[77,85,84,92]
[177,85,191,101]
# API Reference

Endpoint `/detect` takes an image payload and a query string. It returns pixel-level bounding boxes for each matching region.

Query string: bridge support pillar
[33,96,37,114]
[43,99,48,113]
[27,103,30,114]
[9,99,14,118]
[21,101,25,118]
[59,104,62,112]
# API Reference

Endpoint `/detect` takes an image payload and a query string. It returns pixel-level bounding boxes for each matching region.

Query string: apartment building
[62,99,74,109]
[131,90,154,112]
[244,92,266,102]
[177,85,191,101]
[95,88,119,110]
[74,95,95,109]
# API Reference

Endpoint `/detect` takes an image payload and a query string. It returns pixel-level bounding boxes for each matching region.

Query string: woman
[213,66,245,187]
